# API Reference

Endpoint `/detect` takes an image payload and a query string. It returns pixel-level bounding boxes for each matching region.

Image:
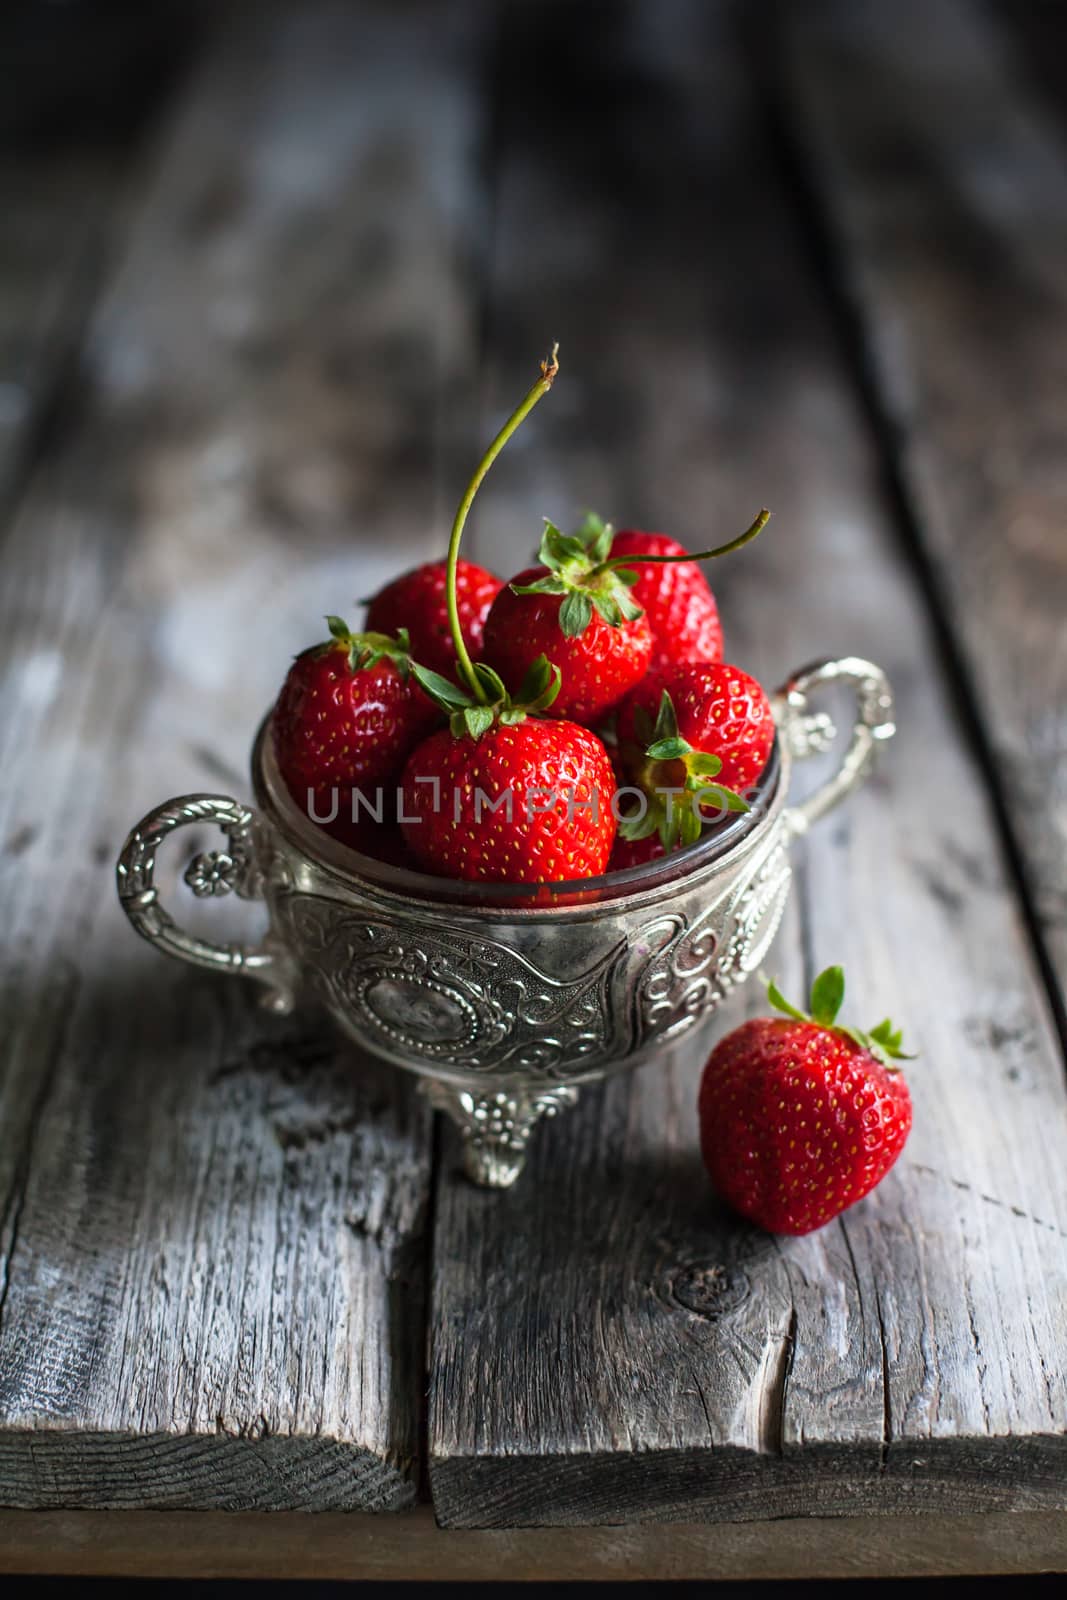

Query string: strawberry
[699,967,914,1235]
[610,529,724,673]
[385,346,617,884]
[272,618,437,834]
[482,509,768,725]
[366,557,503,681]
[482,550,653,724]
[401,656,616,883]
[608,831,667,872]
[614,663,772,851]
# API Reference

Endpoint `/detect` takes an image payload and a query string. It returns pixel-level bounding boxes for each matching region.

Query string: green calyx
[410,653,561,741]
[765,965,916,1071]
[511,506,772,641]
[511,513,645,638]
[618,690,750,850]
[323,616,414,676]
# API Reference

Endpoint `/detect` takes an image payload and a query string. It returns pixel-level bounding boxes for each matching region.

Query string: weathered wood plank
[2,1503,1066,1581]
[0,3,196,513]
[0,0,482,1510]
[778,0,1067,1014]
[428,0,1067,1526]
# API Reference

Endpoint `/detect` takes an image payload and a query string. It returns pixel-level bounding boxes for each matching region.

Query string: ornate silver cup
[116,656,894,1186]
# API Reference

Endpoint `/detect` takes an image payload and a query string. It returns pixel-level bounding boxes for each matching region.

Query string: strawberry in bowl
[482,507,768,726]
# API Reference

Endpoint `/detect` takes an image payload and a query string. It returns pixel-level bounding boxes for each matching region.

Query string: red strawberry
[699,967,914,1235]
[608,832,667,872]
[610,529,724,672]
[366,558,503,680]
[272,618,438,835]
[482,509,768,725]
[483,558,652,724]
[614,662,773,851]
[401,656,616,883]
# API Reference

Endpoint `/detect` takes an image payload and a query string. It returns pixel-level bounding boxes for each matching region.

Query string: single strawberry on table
[272,618,437,833]
[481,509,768,727]
[365,557,503,681]
[609,527,724,673]
[611,661,774,862]
[699,966,914,1235]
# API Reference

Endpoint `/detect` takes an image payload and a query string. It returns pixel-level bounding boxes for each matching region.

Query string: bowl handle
[116,794,295,1013]
[773,656,895,838]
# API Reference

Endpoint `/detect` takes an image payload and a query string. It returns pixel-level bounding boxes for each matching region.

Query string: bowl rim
[251,713,788,915]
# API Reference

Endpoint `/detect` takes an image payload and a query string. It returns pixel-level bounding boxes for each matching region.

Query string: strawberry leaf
[410,661,475,710]
[559,589,594,638]
[511,573,568,596]
[591,591,623,627]
[473,661,508,703]
[575,510,608,544]
[867,1017,916,1063]
[533,659,563,710]
[539,519,588,571]
[766,978,809,1022]
[694,783,750,814]
[618,809,658,842]
[686,751,724,778]
[809,965,845,1027]
[516,653,554,703]
[652,691,680,744]
[326,614,352,641]
[462,705,495,740]
[646,736,691,761]
[678,802,703,847]
[583,515,614,564]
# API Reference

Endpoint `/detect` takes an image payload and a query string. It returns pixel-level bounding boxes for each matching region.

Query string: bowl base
[420,1081,582,1187]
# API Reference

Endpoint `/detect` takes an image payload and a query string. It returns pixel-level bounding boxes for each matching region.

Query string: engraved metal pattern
[116,656,894,1185]
[634,903,728,1048]
[274,893,627,1078]
[725,839,792,978]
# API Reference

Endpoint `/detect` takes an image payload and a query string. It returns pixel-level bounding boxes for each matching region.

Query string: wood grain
[0,3,197,515]
[0,0,482,1510]
[428,0,1067,1526]
[2,1503,1065,1580]
[778,0,1067,1013]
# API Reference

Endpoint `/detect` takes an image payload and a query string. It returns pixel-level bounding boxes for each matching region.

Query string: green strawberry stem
[446,344,560,703]
[597,507,771,573]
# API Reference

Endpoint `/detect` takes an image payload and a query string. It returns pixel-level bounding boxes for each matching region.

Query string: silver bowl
[116,656,894,1186]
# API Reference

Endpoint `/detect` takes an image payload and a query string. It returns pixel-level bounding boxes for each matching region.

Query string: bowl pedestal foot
[421,1081,581,1188]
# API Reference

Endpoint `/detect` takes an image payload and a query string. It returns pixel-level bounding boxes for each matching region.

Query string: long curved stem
[599,507,771,573]
[447,345,559,702]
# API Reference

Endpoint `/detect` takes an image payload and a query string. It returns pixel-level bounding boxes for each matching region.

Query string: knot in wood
[668,1261,750,1320]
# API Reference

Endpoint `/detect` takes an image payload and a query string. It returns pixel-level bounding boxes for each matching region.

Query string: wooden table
[1,0,1065,1578]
